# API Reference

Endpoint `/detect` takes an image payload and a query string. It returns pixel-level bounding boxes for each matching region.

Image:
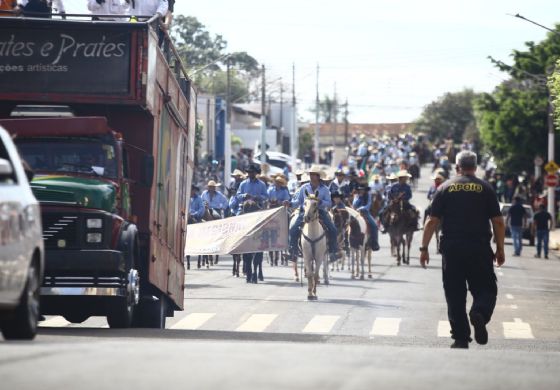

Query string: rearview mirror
[142,155,154,187]
[0,158,14,178]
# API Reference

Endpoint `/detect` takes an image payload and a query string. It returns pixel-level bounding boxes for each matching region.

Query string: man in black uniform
[420,151,506,349]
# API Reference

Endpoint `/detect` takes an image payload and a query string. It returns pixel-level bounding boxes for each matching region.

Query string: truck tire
[132,293,166,329]
[1,260,40,340]
[107,297,135,329]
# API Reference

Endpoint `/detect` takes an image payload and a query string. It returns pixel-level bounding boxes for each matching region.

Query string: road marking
[302,315,340,333]
[503,318,534,339]
[506,294,514,300]
[510,304,518,310]
[437,320,451,338]
[370,317,401,336]
[236,314,278,332]
[171,313,216,330]
[39,316,70,327]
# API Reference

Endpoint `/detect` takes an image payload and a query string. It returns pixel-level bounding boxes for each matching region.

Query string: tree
[197,70,249,102]
[413,89,479,144]
[549,59,560,130]
[476,25,560,173]
[309,95,339,123]
[298,131,313,159]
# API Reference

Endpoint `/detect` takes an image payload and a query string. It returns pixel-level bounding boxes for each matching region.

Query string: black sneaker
[450,340,469,349]
[470,311,488,345]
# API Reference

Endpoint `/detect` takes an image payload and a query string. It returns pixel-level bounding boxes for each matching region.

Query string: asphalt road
[2,166,559,390]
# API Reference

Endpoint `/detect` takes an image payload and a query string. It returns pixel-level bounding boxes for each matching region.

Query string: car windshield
[16,136,118,179]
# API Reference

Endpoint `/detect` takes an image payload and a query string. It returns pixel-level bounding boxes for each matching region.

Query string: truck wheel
[1,260,40,340]
[106,269,139,329]
[132,293,166,329]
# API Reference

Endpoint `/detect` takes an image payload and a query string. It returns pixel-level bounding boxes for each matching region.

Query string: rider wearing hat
[189,184,205,222]
[387,170,419,229]
[352,184,380,251]
[268,175,291,207]
[235,163,269,215]
[329,169,351,200]
[201,180,229,216]
[331,191,346,210]
[289,165,339,262]
[227,169,246,197]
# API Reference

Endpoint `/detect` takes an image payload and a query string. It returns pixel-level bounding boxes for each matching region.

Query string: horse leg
[305,258,313,300]
[323,252,329,285]
[350,249,356,279]
[293,260,300,282]
[314,264,320,299]
[360,247,365,280]
[367,249,373,278]
[215,255,219,265]
[186,255,190,270]
[396,240,401,266]
[197,255,202,269]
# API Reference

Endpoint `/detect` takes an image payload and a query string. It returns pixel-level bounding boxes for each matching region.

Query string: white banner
[184,207,289,256]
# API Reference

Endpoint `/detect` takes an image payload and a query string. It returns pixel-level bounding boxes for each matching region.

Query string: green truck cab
[0,16,195,328]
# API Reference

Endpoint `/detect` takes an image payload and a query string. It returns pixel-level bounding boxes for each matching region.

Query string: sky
[64,0,559,124]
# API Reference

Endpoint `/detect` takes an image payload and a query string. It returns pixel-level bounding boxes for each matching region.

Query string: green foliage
[170,15,259,102]
[475,83,549,173]
[309,95,339,123]
[413,89,479,143]
[476,25,560,173]
[549,59,560,130]
[231,135,243,147]
[298,132,313,159]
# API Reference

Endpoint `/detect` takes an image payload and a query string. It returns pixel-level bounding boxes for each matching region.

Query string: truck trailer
[0,16,195,328]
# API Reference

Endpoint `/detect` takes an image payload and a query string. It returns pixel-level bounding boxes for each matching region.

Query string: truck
[0,16,196,328]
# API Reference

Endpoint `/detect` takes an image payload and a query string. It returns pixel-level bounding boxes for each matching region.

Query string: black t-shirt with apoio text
[430,175,502,242]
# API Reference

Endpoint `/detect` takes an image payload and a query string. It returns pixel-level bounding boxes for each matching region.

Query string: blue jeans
[289,208,338,254]
[536,230,549,257]
[360,210,380,250]
[510,225,523,255]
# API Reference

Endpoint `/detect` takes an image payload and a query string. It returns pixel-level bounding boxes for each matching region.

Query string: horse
[331,208,350,272]
[239,198,265,284]
[345,208,373,279]
[387,200,415,266]
[409,164,420,189]
[301,192,328,300]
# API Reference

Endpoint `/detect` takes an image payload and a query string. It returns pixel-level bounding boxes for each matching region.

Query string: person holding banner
[188,185,205,223]
[201,180,228,218]
[268,175,291,208]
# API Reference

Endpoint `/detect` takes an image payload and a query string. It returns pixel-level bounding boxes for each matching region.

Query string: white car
[0,126,44,340]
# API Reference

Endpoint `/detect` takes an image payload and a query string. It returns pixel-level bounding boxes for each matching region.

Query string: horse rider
[227,169,246,198]
[268,175,291,207]
[352,184,380,251]
[331,191,347,210]
[370,174,384,194]
[425,172,445,223]
[388,170,420,229]
[201,180,228,218]
[289,165,340,262]
[235,163,269,215]
[189,184,205,222]
[329,169,351,199]
[379,173,398,233]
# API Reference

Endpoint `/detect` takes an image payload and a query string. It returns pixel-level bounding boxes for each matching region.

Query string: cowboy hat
[307,165,326,179]
[274,176,287,187]
[300,173,310,183]
[431,173,445,181]
[387,173,398,180]
[191,184,200,191]
[258,174,271,183]
[397,170,412,178]
[231,169,245,177]
[294,169,305,176]
[246,163,260,173]
[331,191,343,199]
[372,174,380,180]
[207,180,221,187]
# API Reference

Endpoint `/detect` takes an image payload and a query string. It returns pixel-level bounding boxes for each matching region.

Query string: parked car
[0,126,44,340]
[500,203,535,246]
[254,151,301,172]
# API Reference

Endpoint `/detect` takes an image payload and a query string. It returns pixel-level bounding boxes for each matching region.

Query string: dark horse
[387,200,415,266]
[409,164,420,189]
[236,198,265,283]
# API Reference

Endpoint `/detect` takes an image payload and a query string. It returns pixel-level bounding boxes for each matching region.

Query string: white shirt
[87,0,128,20]
[128,0,168,17]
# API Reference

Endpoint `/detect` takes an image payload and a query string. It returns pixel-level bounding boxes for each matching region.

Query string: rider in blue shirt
[235,164,269,215]
[289,166,339,262]
[386,170,419,229]
[201,180,229,217]
[189,185,205,222]
[267,175,291,207]
[352,184,380,251]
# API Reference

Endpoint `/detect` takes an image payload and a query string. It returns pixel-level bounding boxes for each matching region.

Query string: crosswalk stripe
[302,315,340,333]
[370,317,401,336]
[171,313,216,330]
[503,318,534,339]
[39,316,70,328]
[236,314,278,332]
[437,320,451,338]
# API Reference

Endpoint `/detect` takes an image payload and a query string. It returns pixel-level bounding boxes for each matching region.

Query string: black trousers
[441,239,497,341]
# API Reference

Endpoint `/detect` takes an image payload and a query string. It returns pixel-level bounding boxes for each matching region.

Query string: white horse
[346,208,373,280]
[301,192,328,300]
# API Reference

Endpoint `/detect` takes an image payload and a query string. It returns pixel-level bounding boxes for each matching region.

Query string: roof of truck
[0,117,114,137]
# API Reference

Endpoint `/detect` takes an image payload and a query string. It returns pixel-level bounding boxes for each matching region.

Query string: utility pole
[226,58,231,124]
[279,81,284,130]
[292,63,298,169]
[260,64,267,163]
[224,58,232,189]
[332,83,338,167]
[344,98,349,147]
[314,64,320,164]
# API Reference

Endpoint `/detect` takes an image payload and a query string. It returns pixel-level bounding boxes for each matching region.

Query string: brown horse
[331,208,350,272]
[387,200,415,266]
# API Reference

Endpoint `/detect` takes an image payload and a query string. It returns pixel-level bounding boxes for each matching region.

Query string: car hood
[30,175,117,212]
